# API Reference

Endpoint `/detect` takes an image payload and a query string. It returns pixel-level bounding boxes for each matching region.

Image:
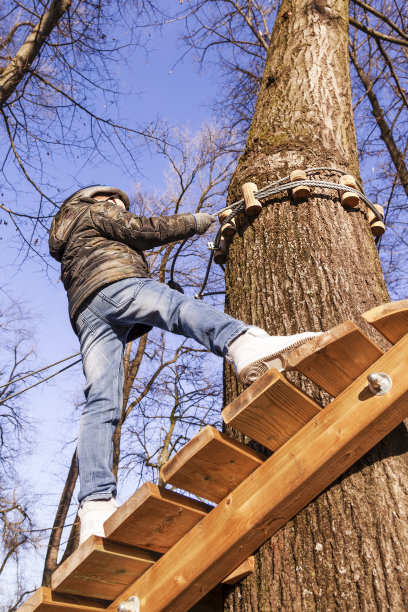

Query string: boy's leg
[113,277,249,356]
[75,305,126,507]
[108,278,321,385]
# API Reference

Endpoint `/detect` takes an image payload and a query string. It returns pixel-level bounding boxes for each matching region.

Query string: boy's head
[62,185,130,210]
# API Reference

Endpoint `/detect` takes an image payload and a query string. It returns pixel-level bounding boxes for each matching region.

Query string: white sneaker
[78,498,118,546]
[227,327,323,386]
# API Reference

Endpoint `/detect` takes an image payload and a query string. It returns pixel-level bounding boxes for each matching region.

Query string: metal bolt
[367,372,392,396]
[117,596,140,612]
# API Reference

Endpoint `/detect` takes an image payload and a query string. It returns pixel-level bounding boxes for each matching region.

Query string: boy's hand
[194,213,217,235]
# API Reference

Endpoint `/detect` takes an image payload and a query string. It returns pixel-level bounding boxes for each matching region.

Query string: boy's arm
[89,201,204,250]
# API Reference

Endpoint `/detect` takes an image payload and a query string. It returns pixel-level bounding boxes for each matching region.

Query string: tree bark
[222,0,408,609]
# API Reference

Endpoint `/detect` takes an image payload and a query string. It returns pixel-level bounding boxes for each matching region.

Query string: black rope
[0,352,80,391]
[0,358,82,405]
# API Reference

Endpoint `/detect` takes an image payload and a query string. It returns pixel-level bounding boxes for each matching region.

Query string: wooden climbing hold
[338,174,360,207]
[242,182,262,216]
[289,169,311,202]
[214,235,228,265]
[218,210,237,237]
[367,204,385,237]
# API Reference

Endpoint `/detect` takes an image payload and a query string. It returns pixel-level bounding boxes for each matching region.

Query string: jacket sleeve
[89,202,197,250]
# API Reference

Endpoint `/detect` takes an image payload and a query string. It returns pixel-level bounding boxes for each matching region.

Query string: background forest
[0,0,407,609]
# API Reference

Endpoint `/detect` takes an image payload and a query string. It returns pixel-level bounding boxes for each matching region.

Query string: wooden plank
[284,321,384,396]
[108,334,408,612]
[17,587,108,612]
[52,536,159,600]
[362,299,408,344]
[161,425,264,503]
[222,369,321,451]
[222,557,255,585]
[104,481,212,554]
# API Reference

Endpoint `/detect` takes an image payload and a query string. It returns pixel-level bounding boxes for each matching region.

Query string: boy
[49,184,320,544]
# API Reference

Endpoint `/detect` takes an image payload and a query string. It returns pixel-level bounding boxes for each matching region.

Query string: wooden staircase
[19,300,408,612]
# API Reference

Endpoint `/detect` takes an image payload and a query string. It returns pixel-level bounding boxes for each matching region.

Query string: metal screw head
[367,372,392,396]
[117,596,140,612]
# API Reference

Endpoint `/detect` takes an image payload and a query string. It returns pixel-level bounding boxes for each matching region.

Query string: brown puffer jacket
[49,199,197,339]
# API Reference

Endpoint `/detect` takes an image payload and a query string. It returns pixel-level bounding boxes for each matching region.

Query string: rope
[191,167,383,299]
[0,357,82,404]
[0,352,80,391]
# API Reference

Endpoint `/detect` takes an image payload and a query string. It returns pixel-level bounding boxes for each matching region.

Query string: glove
[194,213,217,235]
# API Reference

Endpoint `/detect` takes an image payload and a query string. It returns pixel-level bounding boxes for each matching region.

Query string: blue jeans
[75,277,249,504]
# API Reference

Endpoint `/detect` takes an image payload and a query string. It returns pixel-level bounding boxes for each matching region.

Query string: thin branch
[349,16,408,47]
[351,0,408,42]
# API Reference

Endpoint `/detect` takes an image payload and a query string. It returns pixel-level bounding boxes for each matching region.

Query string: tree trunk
[222,0,408,609]
[42,450,78,586]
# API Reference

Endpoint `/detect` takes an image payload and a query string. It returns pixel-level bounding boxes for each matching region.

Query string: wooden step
[17,587,108,612]
[108,333,408,612]
[284,321,384,396]
[222,369,321,451]
[362,299,408,344]
[161,425,264,503]
[52,536,159,601]
[104,482,212,554]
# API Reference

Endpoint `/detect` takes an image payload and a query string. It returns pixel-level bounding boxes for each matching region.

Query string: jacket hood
[49,185,130,262]
[49,200,89,262]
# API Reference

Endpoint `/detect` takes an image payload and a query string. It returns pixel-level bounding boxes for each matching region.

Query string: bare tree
[168,0,408,296]
[0,298,40,610]
[0,0,161,256]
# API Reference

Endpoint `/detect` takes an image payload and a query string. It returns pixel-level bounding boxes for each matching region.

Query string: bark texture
[222,0,408,609]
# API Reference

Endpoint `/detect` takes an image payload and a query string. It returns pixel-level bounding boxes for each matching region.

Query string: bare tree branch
[0,0,72,106]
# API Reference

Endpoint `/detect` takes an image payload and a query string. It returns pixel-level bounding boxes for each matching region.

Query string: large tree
[179,0,408,295]
[221,0,408,609]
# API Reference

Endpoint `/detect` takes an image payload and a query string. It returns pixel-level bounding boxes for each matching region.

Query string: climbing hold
[367,204,385,237]
[338,175,360,207]
[218,210,237,237]
[289,169,311,202]
[242,182,262,216]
